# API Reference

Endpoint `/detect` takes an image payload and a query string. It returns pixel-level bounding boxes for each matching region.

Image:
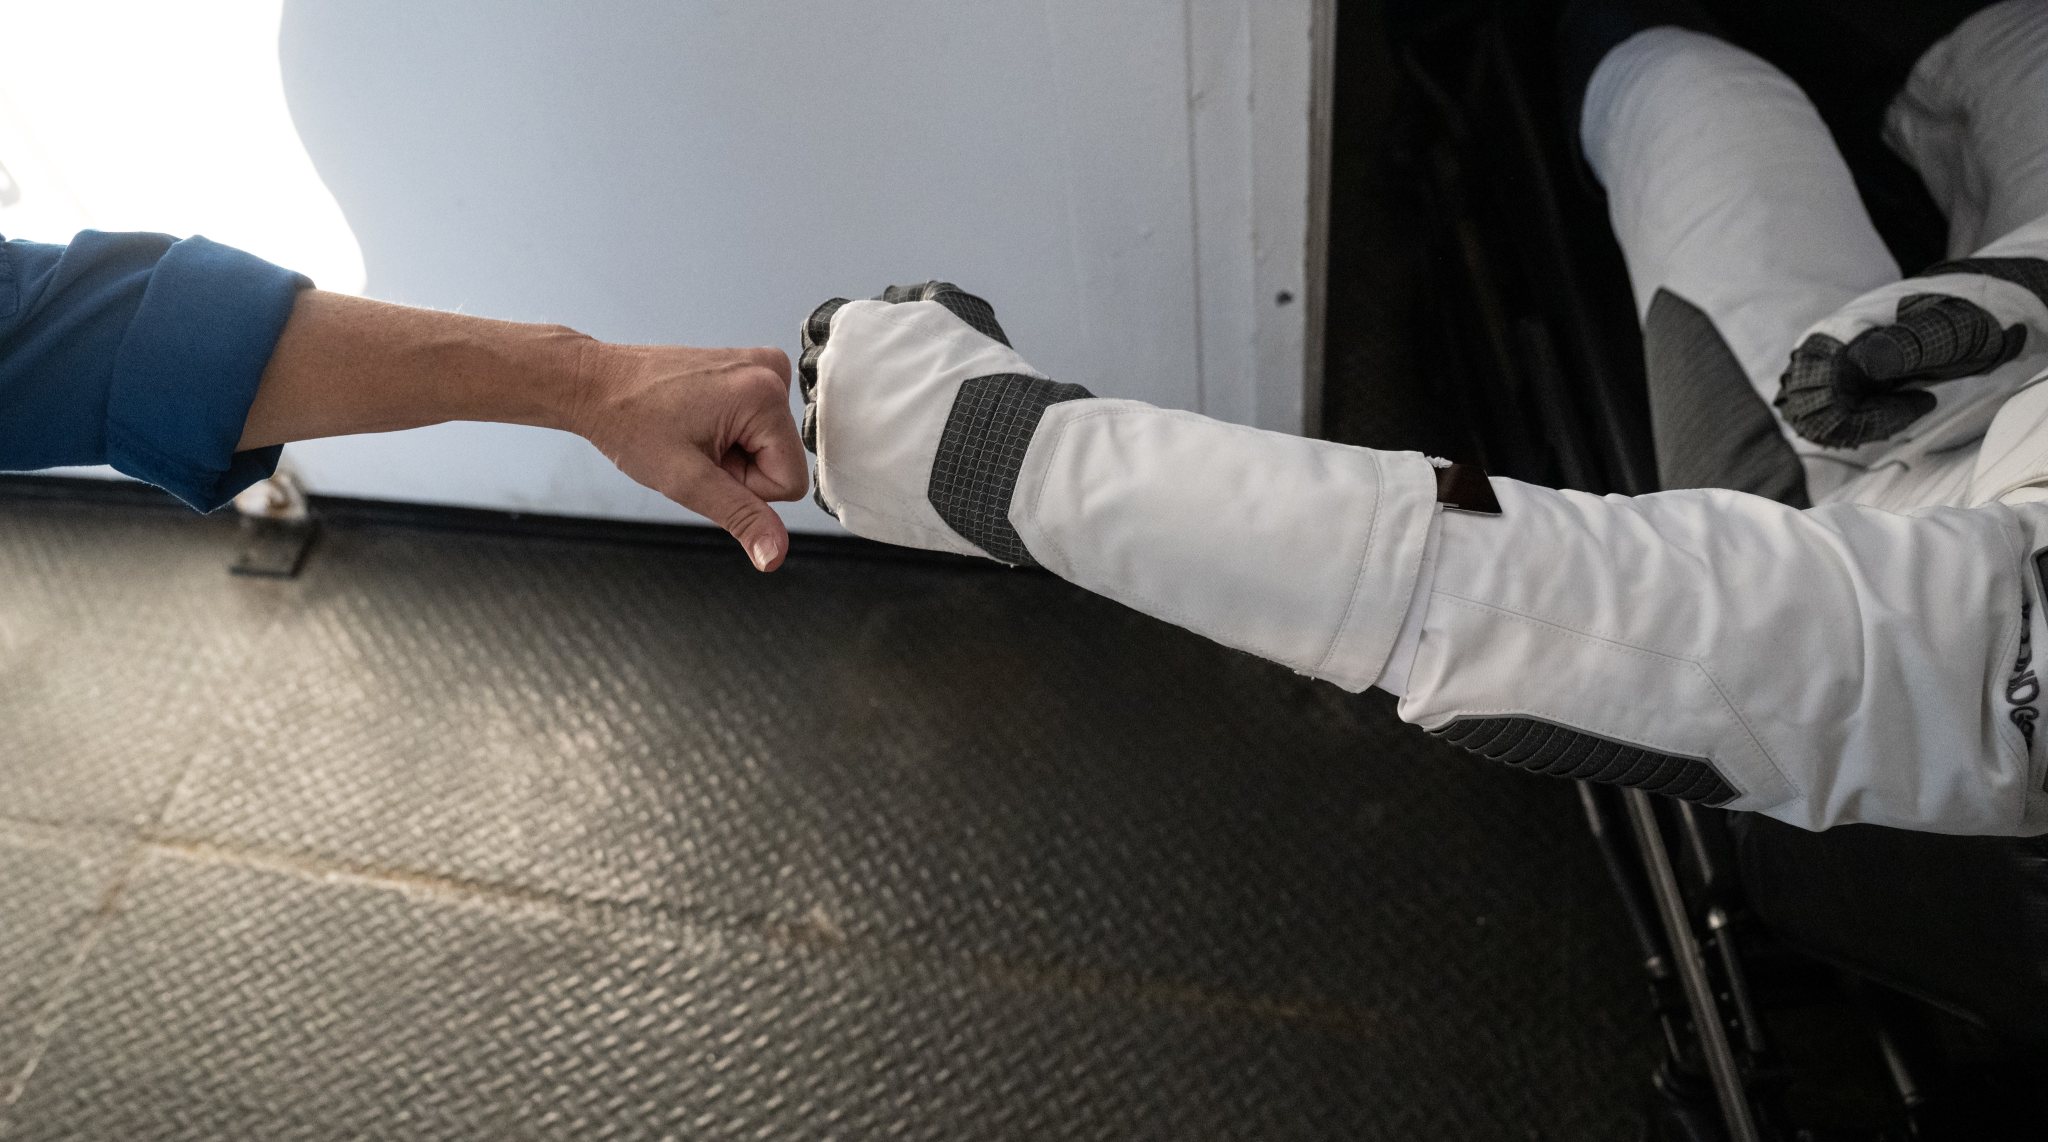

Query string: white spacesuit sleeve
[1885,0,2048,260]
[806,285,2048,837]
[1011,399,2048,836]
[1394,479,2048,836]
[1009,400,1441,693]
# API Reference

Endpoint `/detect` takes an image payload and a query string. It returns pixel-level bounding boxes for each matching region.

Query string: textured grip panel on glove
[1777,333,1939,449]
[1776,291,2026,449]
[799,282,1088,555]
[877,281,1012,346]
[1847,293,2027,383]
[928,374,1093,565]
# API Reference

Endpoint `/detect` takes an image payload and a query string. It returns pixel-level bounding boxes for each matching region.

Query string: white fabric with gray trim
[808,284,2048,835]
[1398,478,2048,835]
[809,292,1442,689]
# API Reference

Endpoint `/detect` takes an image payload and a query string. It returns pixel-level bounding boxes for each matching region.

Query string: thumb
[1849,293,2016,383]
[671,458,791,572]
[735,400,811,502]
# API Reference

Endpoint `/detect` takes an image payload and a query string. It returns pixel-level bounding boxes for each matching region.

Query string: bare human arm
[239,290,807,570]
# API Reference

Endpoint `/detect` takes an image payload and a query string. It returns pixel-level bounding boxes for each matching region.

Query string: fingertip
[747,535,783,572]
[748,415,810,481]
[804,298,850,349]
[745,514,790,571]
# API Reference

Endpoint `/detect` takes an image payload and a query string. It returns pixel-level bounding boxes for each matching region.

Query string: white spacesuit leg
[1581,28,1902,501]
[1886,0,2048,258]
[803,286,2048,836]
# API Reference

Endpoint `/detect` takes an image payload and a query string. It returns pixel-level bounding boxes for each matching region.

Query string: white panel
[272,0,1218,527]
[1038,0,1202,413]
[1248,0,1328,435]
[1186,0,1257,428]
[1187,0,1333,436]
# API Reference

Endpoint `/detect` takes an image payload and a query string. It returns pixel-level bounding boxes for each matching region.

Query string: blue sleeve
[0,230,311,511]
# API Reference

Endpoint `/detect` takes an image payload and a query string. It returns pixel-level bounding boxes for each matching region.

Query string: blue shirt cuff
[102,236,310,511]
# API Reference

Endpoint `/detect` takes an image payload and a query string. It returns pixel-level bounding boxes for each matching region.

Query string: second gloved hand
[1776,221,2048,450]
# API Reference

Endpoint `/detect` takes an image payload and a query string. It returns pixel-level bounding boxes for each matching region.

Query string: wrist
[448,321,599,435]
[556,337,636,441]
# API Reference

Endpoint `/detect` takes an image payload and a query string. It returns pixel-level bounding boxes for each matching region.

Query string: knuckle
[725,363,784,399]
[746,367,792,404]
[798,345,826,399]
[805,298,847,346]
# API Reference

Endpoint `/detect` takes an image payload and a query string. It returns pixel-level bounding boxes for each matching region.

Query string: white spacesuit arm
[805,285,2048,837]
[1392,478,2048,835]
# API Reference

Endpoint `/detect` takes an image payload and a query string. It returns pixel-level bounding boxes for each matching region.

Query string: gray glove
[1776,257,2048,449]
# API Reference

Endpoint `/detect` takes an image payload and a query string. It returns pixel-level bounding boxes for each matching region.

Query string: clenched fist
[571,343,808,570]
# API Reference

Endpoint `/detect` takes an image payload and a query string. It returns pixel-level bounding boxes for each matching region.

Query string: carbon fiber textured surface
[927,374,1091,565]
[0,494,1651,1139]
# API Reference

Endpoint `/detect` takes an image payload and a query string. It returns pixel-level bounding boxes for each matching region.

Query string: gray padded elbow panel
[1430,716,1739,806]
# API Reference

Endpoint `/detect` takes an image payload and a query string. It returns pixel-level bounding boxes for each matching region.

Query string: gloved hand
[799,281,1092,565]
[1776,250,2048,450]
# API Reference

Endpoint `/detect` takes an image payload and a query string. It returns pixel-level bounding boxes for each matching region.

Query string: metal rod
[1576,784,1671,980]
[1707,907,1769,1058]
[1623,790,1761,1142]
[1484,19,1658,494]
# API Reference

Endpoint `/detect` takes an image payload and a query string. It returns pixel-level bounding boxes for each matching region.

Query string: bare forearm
[237,290,591,450]
[234,289,807,570]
